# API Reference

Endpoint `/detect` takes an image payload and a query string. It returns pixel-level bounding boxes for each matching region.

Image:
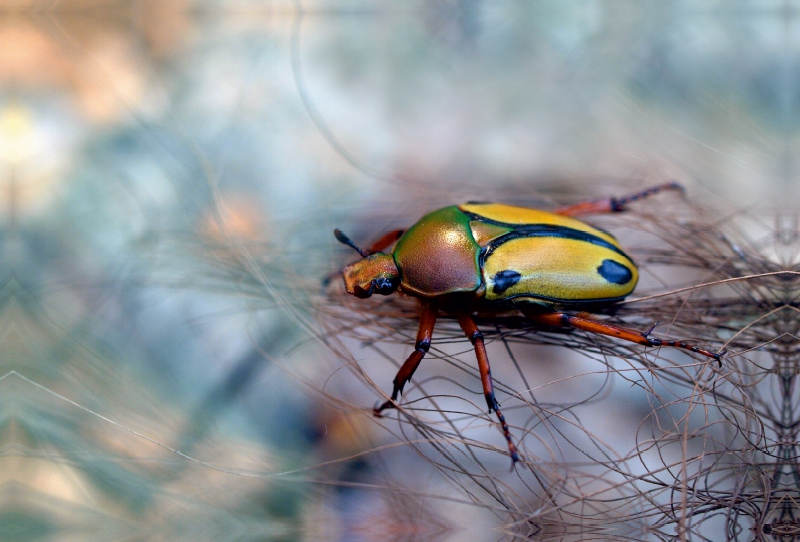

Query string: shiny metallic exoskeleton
[335,183,723,464]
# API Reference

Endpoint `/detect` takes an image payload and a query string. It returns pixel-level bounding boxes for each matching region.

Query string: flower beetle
[334,182,723,463]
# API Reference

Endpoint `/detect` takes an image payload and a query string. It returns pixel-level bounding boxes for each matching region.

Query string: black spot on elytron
[492,270,522,294]
[597,259,633,285]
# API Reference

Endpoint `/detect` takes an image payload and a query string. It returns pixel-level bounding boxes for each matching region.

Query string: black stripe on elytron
[461,209,629,261]
[478,226,632,267]
[499,292,630,306]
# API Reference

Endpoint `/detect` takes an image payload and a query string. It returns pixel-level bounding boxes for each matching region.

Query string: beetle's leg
[374,300,437,414]
[456,312,520,463]
[526,311,723,366]
[367,230,405,254]
[552,182,684,217]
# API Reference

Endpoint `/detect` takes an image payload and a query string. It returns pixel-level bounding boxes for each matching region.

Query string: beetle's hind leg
[374,300,437,414]
[552,181,684,217]
[456,312,520,463]
[526,311,723,366]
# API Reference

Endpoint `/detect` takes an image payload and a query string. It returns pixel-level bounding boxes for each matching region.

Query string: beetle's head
[335,228,400,298]
[342,253,400,298]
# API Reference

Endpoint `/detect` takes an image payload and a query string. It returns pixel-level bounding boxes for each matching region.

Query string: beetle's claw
[373,399,395,416]
[643,321,660,338]
[714,349,727,368]
[666,180,686,195]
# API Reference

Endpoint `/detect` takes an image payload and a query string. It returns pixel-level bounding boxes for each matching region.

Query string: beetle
[334,182,724,463]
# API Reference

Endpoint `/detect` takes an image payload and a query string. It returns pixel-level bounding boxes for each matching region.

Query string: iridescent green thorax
[392,206,482,297]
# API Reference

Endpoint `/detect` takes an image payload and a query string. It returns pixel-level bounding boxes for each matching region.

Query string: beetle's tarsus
[646,337,720,361]
[373,400,387,416]
[553,181,685,217]
[614,182,685,211]
[486,393,519,462]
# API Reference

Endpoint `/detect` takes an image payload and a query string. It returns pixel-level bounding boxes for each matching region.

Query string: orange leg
[456,313,520,463]
[368,229,405,254]
[526,311,723,366]
[374,300,437,413]
[552,182,684,217]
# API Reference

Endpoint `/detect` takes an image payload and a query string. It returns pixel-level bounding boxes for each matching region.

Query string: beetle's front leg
[367,229,405,254]
[374,300,438,414]
[456,312,520,463]
[552,181,684,217]
[526,311,723,366]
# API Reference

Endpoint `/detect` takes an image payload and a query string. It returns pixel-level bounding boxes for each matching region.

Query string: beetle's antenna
[334,229,369,258]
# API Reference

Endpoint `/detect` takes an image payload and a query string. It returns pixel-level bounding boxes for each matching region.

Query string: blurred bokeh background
[0,0,796,541]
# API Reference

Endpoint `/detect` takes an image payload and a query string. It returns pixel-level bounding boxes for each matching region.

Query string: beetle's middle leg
[456,312,520,463]
[374,300,437,414]
[552,181,684,217]
[525,311,723,366]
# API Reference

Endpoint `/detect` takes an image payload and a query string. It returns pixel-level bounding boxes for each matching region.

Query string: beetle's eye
[374,277,396,295]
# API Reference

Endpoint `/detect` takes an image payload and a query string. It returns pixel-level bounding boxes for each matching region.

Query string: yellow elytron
[459,202,638,304]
